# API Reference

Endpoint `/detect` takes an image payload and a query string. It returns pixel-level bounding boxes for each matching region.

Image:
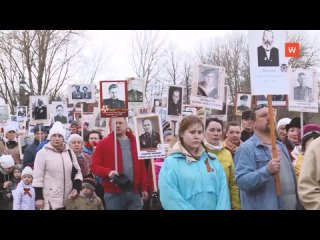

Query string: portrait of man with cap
[103,83,125,109]
[197,67,219,99]
[237,94,250,112]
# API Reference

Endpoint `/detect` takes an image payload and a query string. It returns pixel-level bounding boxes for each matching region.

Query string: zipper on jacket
[61,152,66,208]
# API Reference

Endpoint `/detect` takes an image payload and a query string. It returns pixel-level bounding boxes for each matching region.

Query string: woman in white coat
[33,122,83,210]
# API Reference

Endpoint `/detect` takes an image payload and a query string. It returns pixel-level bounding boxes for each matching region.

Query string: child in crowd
[12,166,36,210]
[5,164,22,209]
[65,177,104,210]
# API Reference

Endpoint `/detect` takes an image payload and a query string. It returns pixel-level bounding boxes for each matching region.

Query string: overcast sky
[83,30,232,82]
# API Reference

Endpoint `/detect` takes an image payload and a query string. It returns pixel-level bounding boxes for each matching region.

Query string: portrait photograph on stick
[100,80,128,118]
[134,114,165,159]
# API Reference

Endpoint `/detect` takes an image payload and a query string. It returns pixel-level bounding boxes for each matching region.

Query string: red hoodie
[91,131,147,193]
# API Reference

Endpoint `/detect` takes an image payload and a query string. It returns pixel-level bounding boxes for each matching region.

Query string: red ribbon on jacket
[23,188,32,197]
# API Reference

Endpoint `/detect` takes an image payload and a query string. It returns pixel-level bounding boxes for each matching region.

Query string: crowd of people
[1,102,320,210]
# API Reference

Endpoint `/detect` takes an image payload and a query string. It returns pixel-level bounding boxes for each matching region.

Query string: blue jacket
[159,143,231,210]
[234,133,298,210]
[23,139,41,168]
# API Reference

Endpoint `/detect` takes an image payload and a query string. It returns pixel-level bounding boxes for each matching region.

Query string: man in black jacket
[23,125,47,169]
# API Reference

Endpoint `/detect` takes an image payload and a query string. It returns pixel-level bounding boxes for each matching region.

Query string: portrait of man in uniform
[128,79,143,102]
[237,95,250,112]
[54,104,68,124]
[82,86,92,99]
[197,67,219,99]
[72,85,83,99]
[294,72,313,102]
[103,84,125,109]
[139,118,161,150]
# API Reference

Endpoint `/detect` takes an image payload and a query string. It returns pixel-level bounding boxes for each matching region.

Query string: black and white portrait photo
[18,135,35,159]
[52,101,68,124]
[257,30,279,67]
[68,84,95,104]
[16,106,27,121]
[167,86,183,116]
[293,72,313,102]
[235,93,251,116]
[197,66,219,99]
[100,80,128,118]
[30,96,49,122]
[128,78,145,103]
[289,69,318,113]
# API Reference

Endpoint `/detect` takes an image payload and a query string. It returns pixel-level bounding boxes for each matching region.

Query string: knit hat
[13,164,23,171]
[286,117,306,132]
[276,118,292,131]
[298,124,320,142]
[162,120,170,132]
[82,177,96,191]
[67,134,83,145]
[48,121,66,139]
[21,166,33,178]
[0,155,15,169]
[4,125,16,137]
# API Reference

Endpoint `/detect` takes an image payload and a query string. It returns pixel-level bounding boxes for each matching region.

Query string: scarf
[224,138,240,154]
[203,140,223,152]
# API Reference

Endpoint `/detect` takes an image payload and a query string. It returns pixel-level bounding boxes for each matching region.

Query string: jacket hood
[43,142,70,152]
[167,141,206,163]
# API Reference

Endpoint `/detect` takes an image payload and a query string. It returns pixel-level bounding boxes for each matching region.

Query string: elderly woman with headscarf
[33,122,83,210]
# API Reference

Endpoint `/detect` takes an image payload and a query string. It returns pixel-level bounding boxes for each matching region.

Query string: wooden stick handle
[151,158,157,192]
[267,95,281,195]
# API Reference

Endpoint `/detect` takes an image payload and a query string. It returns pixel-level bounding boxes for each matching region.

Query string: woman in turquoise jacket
[158,115,230,210]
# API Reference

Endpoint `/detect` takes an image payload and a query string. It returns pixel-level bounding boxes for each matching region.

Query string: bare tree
[131,31,166,102]
[197,32,249,104]
[0,30,82,113]
[289,33,320,69]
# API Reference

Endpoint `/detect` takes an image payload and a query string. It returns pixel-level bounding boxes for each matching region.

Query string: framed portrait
[248,30,289,95]
[52,101,68,125]
[18,134,35,160]
[235,93,252,116]
[191,64,225,110]
[0,105,10,125]
[127,78,146,104]
[254,95,287,107]
[68,84,95,104]
[167,85,183,117]
[29,95,49,124]
[16,106,27,122]
[152,97,167,113]
[288,69,318,113]
[100,80,128,118]
[134,114,165,159]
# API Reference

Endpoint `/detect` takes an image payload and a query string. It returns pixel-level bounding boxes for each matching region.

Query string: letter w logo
[285,43,300,58]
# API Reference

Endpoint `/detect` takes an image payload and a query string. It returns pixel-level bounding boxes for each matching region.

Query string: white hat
[48,122,66,139]
[21,166,33,178]
[67,134,83,145]
[3,125,17,141]
[0,155,15,169]
[276,118,292,131]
